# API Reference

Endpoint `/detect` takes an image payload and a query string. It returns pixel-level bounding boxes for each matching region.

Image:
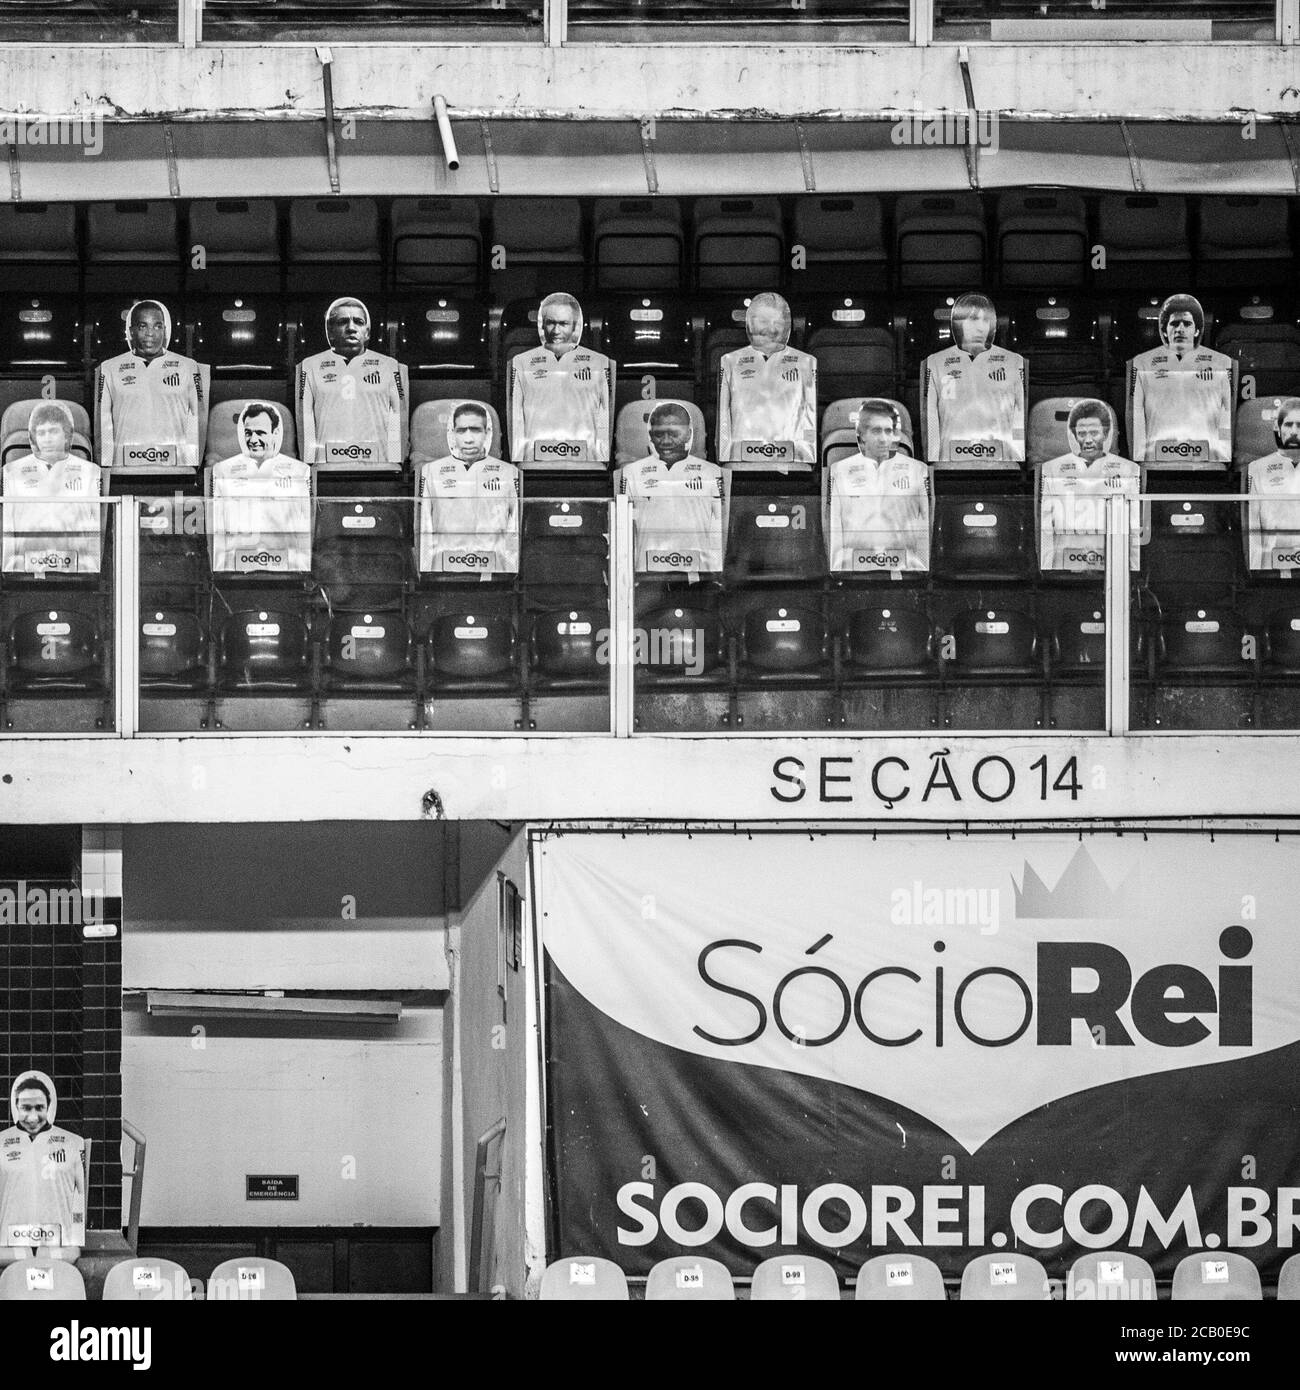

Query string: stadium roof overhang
[5,116,1299,199]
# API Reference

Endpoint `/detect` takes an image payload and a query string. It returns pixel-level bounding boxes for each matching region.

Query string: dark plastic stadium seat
[323,610,414,689]
[1051,604,1107,675]
[725,496,826,583]
[286,198,381,295]
[7,607,104,691]
[996,190,1088,289]
[1095,194,1191,289]
[101,1257,194,1301]
[701,296,758,388]
[635,601,727,681]
[391,197,482,289]
[84,200,181,293]
[530,605,609,683]
[739,598,830,675]
[959,1252,1051,1301]
[644,1255,735,1301]
[1142,498,1241,595]
[538,1256,628,1301]
[217,609,311,690]
[190,295,287,381]
[313,498,409,609]
[804,298,896,403]
[520,501,609,588]
[895,193,986,290]
[1005,297,1103,401]
[749,1255,841,1301]
[820,396,915,468]
[1215,320,1300,399]
[139,608,208,690]
[1066,1251,1157,1301]
[206,1257,297,1301]
[187,199,281,293]
[791,195,887,294]
[947,607,1041,677]
[693,196,784,293]
[0,294,81,373]
[933,496,1030,581]
[614,398,706,467]
[1197,196,1292,289]
[425,609,518,687]
[855,1253,947,1301]
[0,1259,86,1301]
[489,198,584,302]
[1170,1252,1261,1302]
[841,603,935,676]
[1157,603,1252,676]
[394,296,491,397]
[1264,607,1300,673]
[0,204,78,293]
[592,198,684,293]
[598,296,694,385]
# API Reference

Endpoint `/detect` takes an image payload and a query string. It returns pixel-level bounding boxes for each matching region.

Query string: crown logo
[1013,845,1134,920]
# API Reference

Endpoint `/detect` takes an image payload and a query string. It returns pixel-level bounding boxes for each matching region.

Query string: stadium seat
[529,605,608,683]
[1157,603,1253,676]
[538,1256,629,1301]
[102,1256,194,1301]
[0,1258,86,1300]
[1215,320,1300,400]
[599,296,695,398]
[932,496,1031,581]
[841,603,935,676]
[701,295,759,390]
[1234,396,1289,467]
[996,190,1088,289]
[819,397,915,468]
[84,200,181,294]
[739,598,830,675]
[1197,196,1292,289]
[1263,607,1300,674]
[1027,397,1099,467]
[323,610,414,690]
[693,196,784,293]
[854,1253,947,1300]
[203,398,298,468]
[1095,194,1192,289]
[411,399,504,465]
[959,1252,1052,1301]
[139,608,209,690]
[187,199,281,293]
[216,609,311,690]
[1050,604,1139,676]
[425,609,518,687]
[725,496,826,583]
[390,197,482,289]
[520,500,609,589]
[190,295,288,403]
[635,601,727,682]
[0,398,94,465]
[644,1255,735,1301]
[1170,1252,1262,1301]
[895,193,985,290]
[1277,1252,1300,1300]
[489,198,585,302]
[286,198,381,296]
[6,607,104,691]
[749,1254,841,1300]
[314,498,409,609]
[1006,298,1103,404]
[804,299,896,405]
[592,198,684,293]
[206,1256,297,1301]
[0,203,78,293]
[1142,498,1241,596]
[791,195,888,294]
[947,606,1042,677]
[393,297,491,405]
[0,294,82,376]
[614,398,707,467]
[1065,1251,1157,1301]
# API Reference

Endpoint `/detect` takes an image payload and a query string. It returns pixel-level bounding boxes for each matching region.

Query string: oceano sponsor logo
[1275,551,1300,566]
[1065,550,1104,566]
[126,447,172,465]
[856,552,902,568]
[536,441,582,458]
[953,442,998,458]
[240,552,284,568]
[1158,441,1201,459]
[332,444,373,461]
[647,551,696,568]
[446,551,492,568]
[692,926,1253,1052]
[0,881,103,927]
[614,1180,1300,1253]
[746,443,784,458]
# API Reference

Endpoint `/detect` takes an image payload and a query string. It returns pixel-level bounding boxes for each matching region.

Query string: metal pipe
[468,1117,507,1294]
[434,95,460,172]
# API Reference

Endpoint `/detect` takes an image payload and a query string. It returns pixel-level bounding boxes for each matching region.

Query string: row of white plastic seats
[541,1249,1300,1301]
[0,1254,297,1301]
[1,393,1291,476]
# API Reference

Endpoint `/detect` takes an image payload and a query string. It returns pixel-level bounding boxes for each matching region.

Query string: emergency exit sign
[246,1175,299,1201]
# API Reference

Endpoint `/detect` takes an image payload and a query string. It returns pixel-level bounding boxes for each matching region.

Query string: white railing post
[1105,491,1132,737]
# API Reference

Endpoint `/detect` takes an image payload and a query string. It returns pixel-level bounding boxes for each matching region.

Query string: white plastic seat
[1170,1252,1262,1301]
[855,1253,947,1301]
[1066,1250,1157,1301]
[538,1255,629,1301]
[749,1254,841,1301]
[206,1256,297,1301]
[959,1252,1052,1301]
[644,1254,735,1301]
